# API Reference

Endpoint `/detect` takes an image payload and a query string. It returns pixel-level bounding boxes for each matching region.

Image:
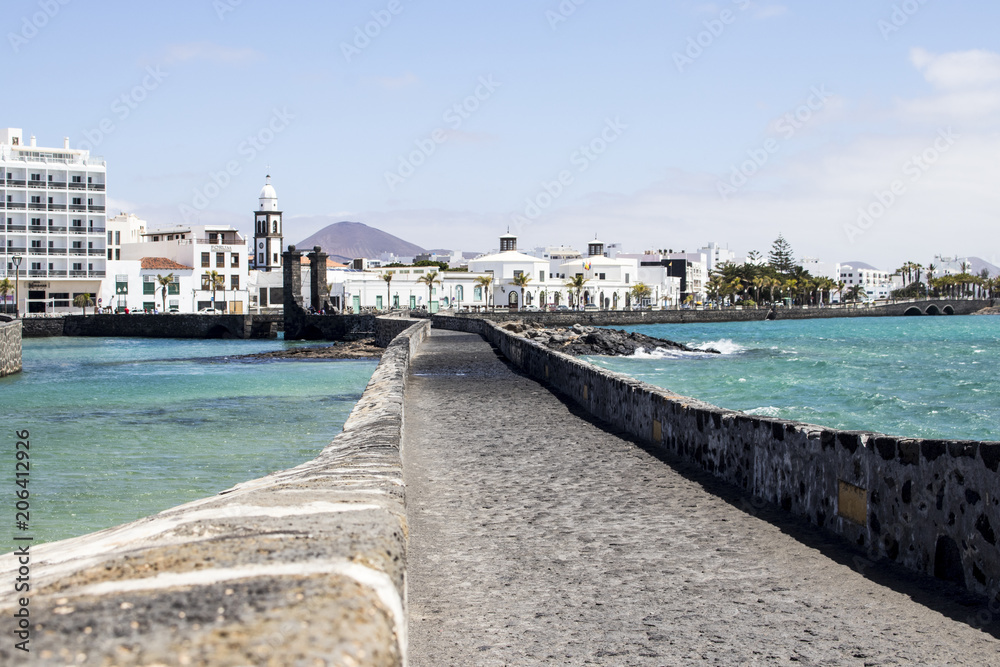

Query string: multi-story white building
[115,223,249,313]
[105,212,147,262]
[698,241,736,273]
[2,127,107,314]
[839,262,894,301]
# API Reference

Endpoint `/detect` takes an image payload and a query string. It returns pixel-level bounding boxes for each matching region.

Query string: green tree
[157,273,174,313]
[510,272,531,310]
[74,292,94,317]
[381,272,393,311]
[767,234,796,275]
[565,274,589,310]
[206,270,224,310]
[0,278,12,314]
[474,275,494,312]
[630,282,652,308]
[417,270,441,310]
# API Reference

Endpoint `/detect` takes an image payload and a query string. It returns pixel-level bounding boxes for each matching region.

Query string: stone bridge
[2,315,998,665]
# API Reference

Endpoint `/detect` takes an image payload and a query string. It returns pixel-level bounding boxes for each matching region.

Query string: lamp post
[12,255,22,318]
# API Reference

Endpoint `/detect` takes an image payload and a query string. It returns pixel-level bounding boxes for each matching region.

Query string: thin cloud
[754,4,787,19]
[374,72,420,90]
[911,48,1000,90]
[162,42,261,65]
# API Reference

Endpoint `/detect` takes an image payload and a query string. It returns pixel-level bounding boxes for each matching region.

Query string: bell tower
[253,175,283,271]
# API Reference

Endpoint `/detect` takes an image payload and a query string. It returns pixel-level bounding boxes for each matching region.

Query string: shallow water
[1,337,377,545]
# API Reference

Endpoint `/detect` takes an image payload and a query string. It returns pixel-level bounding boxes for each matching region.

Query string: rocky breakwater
[501,321,719,356]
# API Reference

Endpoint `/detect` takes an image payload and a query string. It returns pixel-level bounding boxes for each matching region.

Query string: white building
[114,223,250,313]
[698,241,736,273]
[106,212,147,262]
[839,262,893,301]
[800,257,841,282]
[2,127,107,314]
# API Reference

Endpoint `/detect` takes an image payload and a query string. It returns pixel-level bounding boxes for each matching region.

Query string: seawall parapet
[435,314,1000,599]
[0,319,430,665]
[458,298,992,327]
[0,318,22,377]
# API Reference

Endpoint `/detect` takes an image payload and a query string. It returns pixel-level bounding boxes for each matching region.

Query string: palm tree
[510,272,531,311]
[630,282,652,309]
[846,284,866,306]
[156,273,174,313]
[205,270,224,310]
[73,292,94,316]
[417,270,441,311]
[474,275,494,312]
[381,272,393,311]
[0,278,12,315]
[565,274,589,310]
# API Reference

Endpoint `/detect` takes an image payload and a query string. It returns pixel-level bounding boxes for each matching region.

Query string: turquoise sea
[1,337,377,546]
[589,316,999,442]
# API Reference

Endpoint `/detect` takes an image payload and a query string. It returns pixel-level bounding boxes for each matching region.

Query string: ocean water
[588,316,1000,442]
[1,337,377,546]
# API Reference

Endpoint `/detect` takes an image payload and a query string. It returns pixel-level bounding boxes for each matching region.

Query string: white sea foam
[694,339,746,355]
[745,406,782,417]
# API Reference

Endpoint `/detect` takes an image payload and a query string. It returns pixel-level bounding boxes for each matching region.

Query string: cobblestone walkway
[403,330,1000,666]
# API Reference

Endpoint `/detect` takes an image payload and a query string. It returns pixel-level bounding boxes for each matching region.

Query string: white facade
[839,262,893,301]
[116,224,250,313]
[2,128,107,314]
[698,242,736,273]
[800,257,841,281]
[102,258,198,313]
[105,213,147,262]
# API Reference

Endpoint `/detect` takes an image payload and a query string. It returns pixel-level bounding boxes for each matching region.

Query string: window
[107,231,113,244]
[201,252,210,268]
[272,253,278,263]
[30,174,40,181]
[216,252,224,268]
[143,282,155,295]
[115,249,120,261]
[108,249,113,260]
[72,241,82,249]
[72,176,81,183]
[30,196,40,204]
[514,270,523,278]
[272,221,278,234]
[201,275,211,290]
[599,273,606,280]
[230,275,239,290]
[231,254,239,268]
[72,197,82,205]
[30,240,42,248]
[168,282,180,295]
[209,233,218,244]
[72,219,82,227]
[258,253,264,265]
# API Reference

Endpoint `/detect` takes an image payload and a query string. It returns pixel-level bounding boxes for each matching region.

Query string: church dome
[258,175,278,211]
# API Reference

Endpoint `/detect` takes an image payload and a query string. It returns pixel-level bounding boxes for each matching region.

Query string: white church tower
[253,175,283,271]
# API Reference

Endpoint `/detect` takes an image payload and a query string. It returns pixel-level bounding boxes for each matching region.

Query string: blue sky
[6,0,1000,269]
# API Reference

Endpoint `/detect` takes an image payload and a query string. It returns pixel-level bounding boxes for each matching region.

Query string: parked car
[199,308,218,314]
[583,304,599,311]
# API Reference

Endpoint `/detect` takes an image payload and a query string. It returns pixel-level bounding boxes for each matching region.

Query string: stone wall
[375,316,421,347]
[0,319,431,665]
[0,319,22,377]
[458,299,992,327]
[20,314,291,339]
[435,315,1000,597]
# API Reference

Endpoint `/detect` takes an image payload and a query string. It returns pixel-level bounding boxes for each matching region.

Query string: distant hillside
[296,221,425,264]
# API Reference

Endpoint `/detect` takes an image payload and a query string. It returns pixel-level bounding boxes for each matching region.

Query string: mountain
[296,221,425,264]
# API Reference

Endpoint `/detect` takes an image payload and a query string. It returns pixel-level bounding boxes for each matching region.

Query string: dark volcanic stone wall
[0,319,21,376]
[434,315,1000,597]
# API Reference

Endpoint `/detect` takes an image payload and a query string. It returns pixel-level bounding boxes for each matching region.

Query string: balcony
[68,248,87,255]
[48,225,67,233]
[6,225,26,233]
[27,180,45,188]
[68,205,86,212]
[48,182,67,189]
[48,270,68,278]
[5,179,26,187]
[87,183,105,191]
[48,203,67,211]
[6,246,26,254]
[67,182,85,189]
[88,205,106,212]
[6,203,25,210]
[69,226,87,234]
[89,227,105,233]
[90,271,106,277]
[69,270,87,277]
[29,270,49,278]
[88,249,104,256]
[48,248,68,255]
[28,247,46,255]
[28,203,46,210]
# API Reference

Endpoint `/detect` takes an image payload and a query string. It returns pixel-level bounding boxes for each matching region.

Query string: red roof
[140,257,194,270]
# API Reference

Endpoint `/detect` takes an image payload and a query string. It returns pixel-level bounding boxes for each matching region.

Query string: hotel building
[1,128,107,313]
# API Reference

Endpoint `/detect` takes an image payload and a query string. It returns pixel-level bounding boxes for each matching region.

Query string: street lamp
[11,255,22,318]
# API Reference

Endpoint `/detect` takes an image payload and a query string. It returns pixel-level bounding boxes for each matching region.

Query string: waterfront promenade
[404,329,999,665]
